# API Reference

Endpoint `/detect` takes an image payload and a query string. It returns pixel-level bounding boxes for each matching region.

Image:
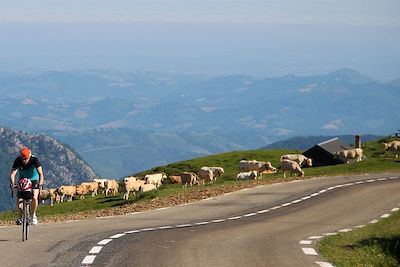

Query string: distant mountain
[264,134,383,150]
[0,127,97,211]
[0,68,398,178]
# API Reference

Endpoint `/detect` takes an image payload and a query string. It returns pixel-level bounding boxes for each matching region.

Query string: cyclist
[9,147,44,225]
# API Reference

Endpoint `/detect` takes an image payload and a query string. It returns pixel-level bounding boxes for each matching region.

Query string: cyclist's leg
[15,197,23,223]
[30,181,39,221]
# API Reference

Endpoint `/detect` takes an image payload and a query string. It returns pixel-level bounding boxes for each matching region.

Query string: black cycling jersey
[12,156,42,181]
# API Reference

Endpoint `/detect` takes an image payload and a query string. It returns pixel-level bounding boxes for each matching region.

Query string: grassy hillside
[1,138,399,223]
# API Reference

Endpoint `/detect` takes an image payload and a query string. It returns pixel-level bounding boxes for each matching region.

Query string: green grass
[318,211,400,267]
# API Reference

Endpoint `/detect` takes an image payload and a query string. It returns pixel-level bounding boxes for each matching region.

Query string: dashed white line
[125,230,141,234]
[302,248,318,255]
[323,233,337,236]
[89,246,103,254]
[299,240,312,245]
[157,225,174,230]
[366,179,375,183]
[257,209,270,214]
[211,219,226,223]
[316,261,335,267]
[381,214,391,218]
[338,229,352,233]
[228,216,243,220]
[308,236,323,240]
[391,208,400,212]
[97,239,112,245]
[110,233,125,239]
[141,227,157,231]
[270,206,281,210]
[176,224,192,228]
[354,225,366,229]
[155,207,171,211]
[291,199,302,204]
[243,213,257,217]
[369,219,379,224]
[302,196,311,200]
[281,202,292,207]
[81,255,96,265]
[377,178,387,181]
[194,221,211,225]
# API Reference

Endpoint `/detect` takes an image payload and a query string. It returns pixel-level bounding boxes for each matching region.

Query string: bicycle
[11,180,33,242]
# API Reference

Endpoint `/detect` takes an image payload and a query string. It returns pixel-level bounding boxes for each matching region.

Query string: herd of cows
[39,140,400,206]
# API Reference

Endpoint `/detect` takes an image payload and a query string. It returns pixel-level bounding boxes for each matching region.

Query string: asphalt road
[0,172,399,267]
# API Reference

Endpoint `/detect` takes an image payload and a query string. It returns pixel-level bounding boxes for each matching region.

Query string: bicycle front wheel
[22,200,29,241]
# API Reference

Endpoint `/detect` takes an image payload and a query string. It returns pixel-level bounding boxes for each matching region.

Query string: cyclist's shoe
[15,218,22,225]
[31,215,38,225]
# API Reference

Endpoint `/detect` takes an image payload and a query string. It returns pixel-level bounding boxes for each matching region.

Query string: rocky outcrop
[0,126,97,211]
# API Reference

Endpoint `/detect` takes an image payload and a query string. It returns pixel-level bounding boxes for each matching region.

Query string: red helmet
[18,178,32,191]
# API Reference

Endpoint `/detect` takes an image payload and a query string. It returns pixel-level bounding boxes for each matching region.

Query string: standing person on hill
[9,147,44,225]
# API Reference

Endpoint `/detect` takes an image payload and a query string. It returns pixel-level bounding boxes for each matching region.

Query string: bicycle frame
[12,186,33,242]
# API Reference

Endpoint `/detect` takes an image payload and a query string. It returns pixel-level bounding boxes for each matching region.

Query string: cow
[145,173,167,188]
[280,154,312,167]
[334,148,363,163]
[104,179,119,196]
[383,140,400,158]
[281,159,305,178]
[58,185,76,202]
[123,178,145,200]
[236,171,258,180]
[181,172,200,188]
[238,160,276,178]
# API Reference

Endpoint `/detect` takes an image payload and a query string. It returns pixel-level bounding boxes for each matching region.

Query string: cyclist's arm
[10,168,17,189]
[37,166,44,188]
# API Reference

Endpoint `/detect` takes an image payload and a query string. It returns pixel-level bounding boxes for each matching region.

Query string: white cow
[145,173,167,188]
[140,183,157,193]
[236,171,258,180]
[334,148,363,163]
[280,154,312,167]
[383,141,400,158]
[104,179,119,196]
[238,160,276,178]
[281,159,305,178]
[123,177,145,200]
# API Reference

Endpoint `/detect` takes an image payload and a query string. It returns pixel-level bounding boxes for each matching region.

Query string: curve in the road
[80,175,400,267]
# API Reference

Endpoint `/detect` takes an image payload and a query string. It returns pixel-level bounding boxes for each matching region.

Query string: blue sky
[0,0,399,80]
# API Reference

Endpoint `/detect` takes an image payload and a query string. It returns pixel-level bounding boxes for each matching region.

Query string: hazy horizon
[1,0,399,81]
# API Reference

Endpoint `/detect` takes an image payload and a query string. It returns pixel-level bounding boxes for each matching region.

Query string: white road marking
[194,221,211,225]
[369,219,379,224]
[391,208,400,212]
[228,216,243,220]
[338,229,352,233]
[324,233,337,236]
[257,209,270,214]
[343,183,355,186]
[141,227,157,231]
[97,239,112,245]
[389,176,399,179]
[243,213,257,217]
[224,192,233,195]
[291,199,302,204]
[302,196,311,200]
[354,225,366,229]
[366,179,375,183]
[155,207,170,211]
[310,193,319,197]
[110,233,125,239]
[381,214,391,218]
[270,206,281,210]
[308,236,322,240]
[318,190,327,193]
[281,202,292,207]
[125,230,141,234]
[211,219,226,223]
[157,225,174,229]
[176,224,192,228]
[299,240,312,245]
[354,181,365,184]
[89,246,103,254]
[377,178,387,181]
[82,255,96,265]
[316,261,335,267]
[302,248,318,255]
